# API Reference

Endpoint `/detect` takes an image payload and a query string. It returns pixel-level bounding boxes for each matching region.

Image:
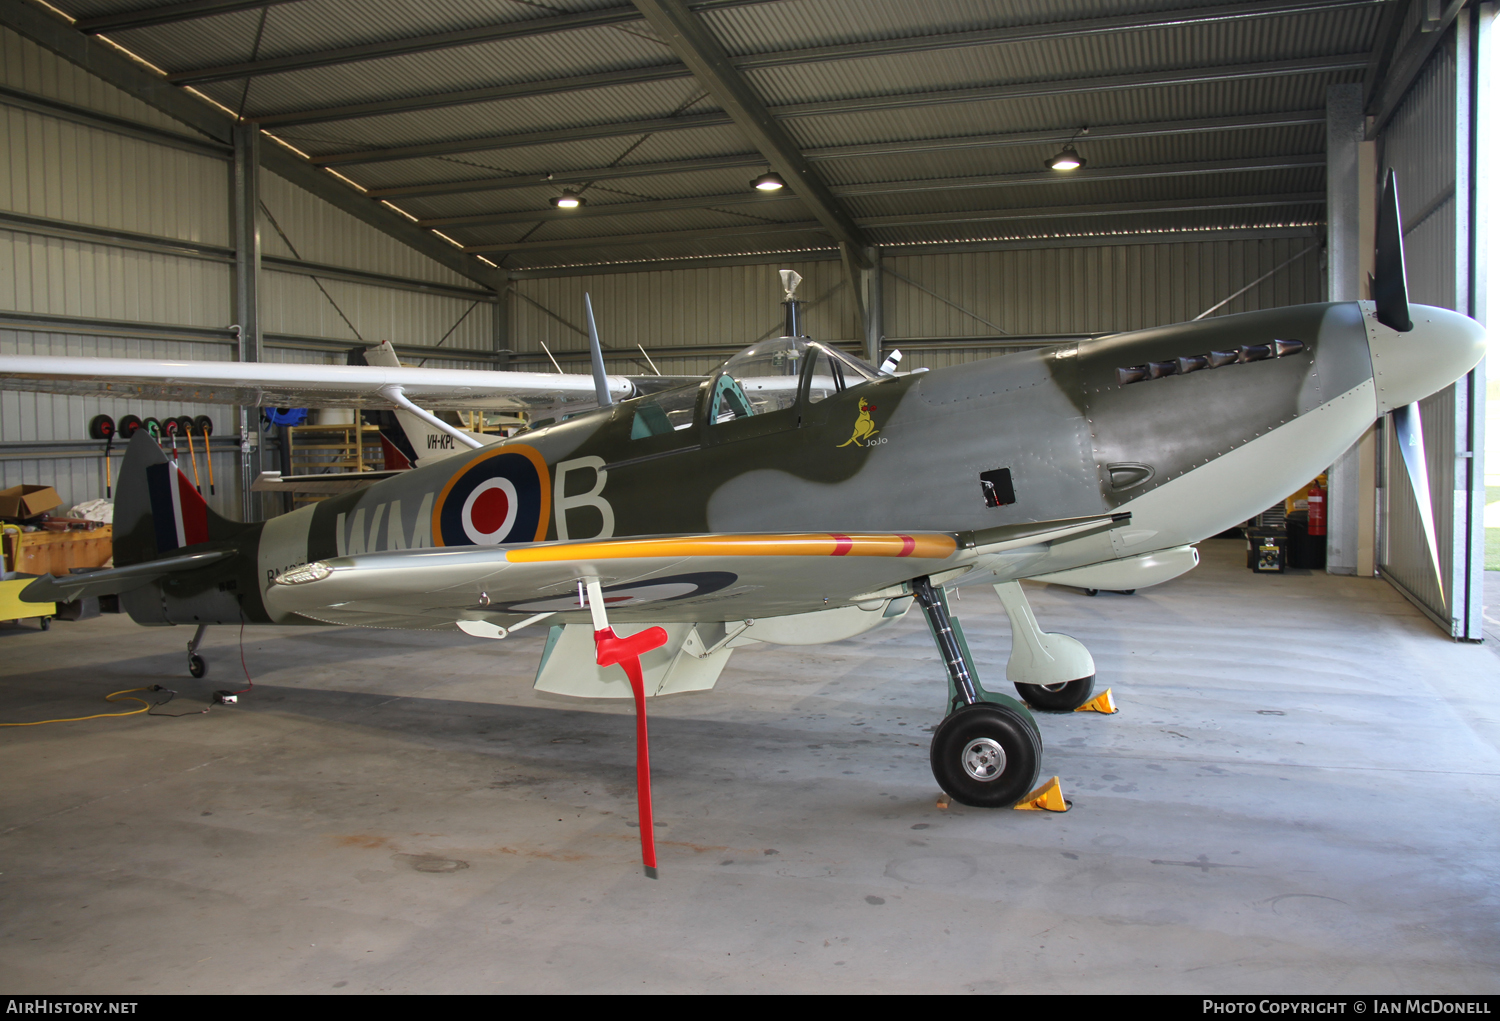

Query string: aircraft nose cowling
[1368,302,1488,415]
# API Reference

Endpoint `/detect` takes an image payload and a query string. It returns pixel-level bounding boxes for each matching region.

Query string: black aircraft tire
[930,703,1041,809]
[1015,675,1096,712]
[188,654,207,679]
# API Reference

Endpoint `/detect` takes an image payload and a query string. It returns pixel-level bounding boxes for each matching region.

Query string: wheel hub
[960,737,1006,781]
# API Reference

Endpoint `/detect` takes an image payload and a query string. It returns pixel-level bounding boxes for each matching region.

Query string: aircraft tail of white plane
[358,340,492,467]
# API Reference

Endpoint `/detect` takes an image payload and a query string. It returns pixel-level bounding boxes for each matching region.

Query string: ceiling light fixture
[550,190,584,208]
[752,171,786,192]
[1047,144,1085,172]
[1047,127,1088,172]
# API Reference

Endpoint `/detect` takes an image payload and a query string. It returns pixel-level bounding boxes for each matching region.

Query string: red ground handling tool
[584,579,668,879]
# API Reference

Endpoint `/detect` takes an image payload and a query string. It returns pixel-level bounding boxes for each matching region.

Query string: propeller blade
[1373,168,1413,332]
[1391,402,1444,599]
[583,292,613,408]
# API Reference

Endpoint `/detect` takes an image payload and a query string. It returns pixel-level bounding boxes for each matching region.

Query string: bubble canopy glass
[710,338,880,423]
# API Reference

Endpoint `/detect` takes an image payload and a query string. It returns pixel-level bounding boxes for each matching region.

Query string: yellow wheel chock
[1013,775,1070,812]
[1074,687,1118,714]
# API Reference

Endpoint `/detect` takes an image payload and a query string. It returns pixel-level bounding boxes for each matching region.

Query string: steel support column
[232,124,262,522]
[1454,6,1484,640]
[1462,3,1494,640]
[494,287,512,370]
[1325,83,1365,575]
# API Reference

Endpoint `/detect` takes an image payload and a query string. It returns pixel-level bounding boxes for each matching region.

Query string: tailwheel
[188,654,207,679]
[1015,674,1095,712]
[930,702,1041,808]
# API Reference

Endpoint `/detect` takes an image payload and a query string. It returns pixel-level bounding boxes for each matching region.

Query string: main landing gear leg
[992,581,1096,711]
[912,576,1041,808]
[186,623,208,678]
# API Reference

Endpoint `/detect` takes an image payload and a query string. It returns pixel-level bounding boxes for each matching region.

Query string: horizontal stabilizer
[21,549,233,603]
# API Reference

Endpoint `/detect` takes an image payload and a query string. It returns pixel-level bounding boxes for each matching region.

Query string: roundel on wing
[500,572,738,613]
[432,445,551,548]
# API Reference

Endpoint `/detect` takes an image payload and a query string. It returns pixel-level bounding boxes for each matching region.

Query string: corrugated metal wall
[1375,23,1479,637]
[511,259,857,378]
[0,23,499,516]
[883,238,1324,369]
[509,237,1325,375]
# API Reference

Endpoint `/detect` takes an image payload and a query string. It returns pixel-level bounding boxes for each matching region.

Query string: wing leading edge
[0,355,635,412]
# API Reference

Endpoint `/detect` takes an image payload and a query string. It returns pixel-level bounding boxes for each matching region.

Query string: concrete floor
[1,538,1498,994]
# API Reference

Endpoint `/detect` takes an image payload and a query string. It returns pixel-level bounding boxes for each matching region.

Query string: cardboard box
[0,485,61,520]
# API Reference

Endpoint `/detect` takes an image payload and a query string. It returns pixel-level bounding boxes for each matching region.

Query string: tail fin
[357,340,490,466]
[115,430,247,567]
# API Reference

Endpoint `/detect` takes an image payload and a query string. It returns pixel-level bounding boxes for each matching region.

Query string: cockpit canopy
[711,337,881,423]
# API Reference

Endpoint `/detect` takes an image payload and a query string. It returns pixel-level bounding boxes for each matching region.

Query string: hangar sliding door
[1375,9,1489,640]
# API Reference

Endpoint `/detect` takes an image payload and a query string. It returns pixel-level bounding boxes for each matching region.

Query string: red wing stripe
[831,533,853,556]
[899,534,916,557]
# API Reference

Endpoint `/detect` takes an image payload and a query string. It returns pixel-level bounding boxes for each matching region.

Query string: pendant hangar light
[1046,127,1089,171]
[751,171,786,192]
[550,190,585,208]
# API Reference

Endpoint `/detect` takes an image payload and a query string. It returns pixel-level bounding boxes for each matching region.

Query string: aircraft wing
[265,515,1127,628]
[0,355,635,412]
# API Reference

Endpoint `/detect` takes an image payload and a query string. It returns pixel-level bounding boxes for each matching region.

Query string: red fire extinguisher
[1307,479,1327,536]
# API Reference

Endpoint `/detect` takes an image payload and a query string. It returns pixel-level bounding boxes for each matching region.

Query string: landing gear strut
[187,623,208,678]
[912,576,1042,808]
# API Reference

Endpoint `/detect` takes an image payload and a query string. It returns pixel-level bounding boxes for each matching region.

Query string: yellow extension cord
[0,686,157,727]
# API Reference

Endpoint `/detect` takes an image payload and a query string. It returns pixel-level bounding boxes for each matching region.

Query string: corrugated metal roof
[782,68,1360,146]
[107,0,628,71]
[808,125,1326,186]
[41,0,1399,268]
[840,167,1326,218]
[338,122,754,190]
[399,165,776,219]
[270,78,715,159]
[225,26,681,120]
[703,0,1241,55]
[741,9,1376,108]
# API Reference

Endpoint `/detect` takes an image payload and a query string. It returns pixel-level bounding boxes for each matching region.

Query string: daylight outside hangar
[0,0,1496,997]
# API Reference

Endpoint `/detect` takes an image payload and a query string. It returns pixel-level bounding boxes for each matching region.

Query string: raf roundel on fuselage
[432,444,552,547]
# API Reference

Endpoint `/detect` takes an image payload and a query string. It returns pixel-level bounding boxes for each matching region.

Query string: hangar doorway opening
[1373,3,1493,640]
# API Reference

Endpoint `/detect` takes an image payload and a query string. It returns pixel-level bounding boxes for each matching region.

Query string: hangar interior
[1,0,1497,994]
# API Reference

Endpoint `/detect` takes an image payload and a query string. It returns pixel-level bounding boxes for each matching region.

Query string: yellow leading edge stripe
[506,532,959,563]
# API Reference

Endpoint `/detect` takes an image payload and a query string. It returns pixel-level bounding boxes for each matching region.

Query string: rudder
[115,430,247,566]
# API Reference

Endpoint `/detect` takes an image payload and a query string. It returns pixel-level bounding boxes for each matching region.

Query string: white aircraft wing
[263,515,1127,628]
[0,354,634,412]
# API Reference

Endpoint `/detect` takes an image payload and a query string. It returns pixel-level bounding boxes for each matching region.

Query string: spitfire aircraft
[0,173,1485,876]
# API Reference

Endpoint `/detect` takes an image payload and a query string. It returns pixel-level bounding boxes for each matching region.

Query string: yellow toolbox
[3,525,112,577]
[0,576,54,629]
